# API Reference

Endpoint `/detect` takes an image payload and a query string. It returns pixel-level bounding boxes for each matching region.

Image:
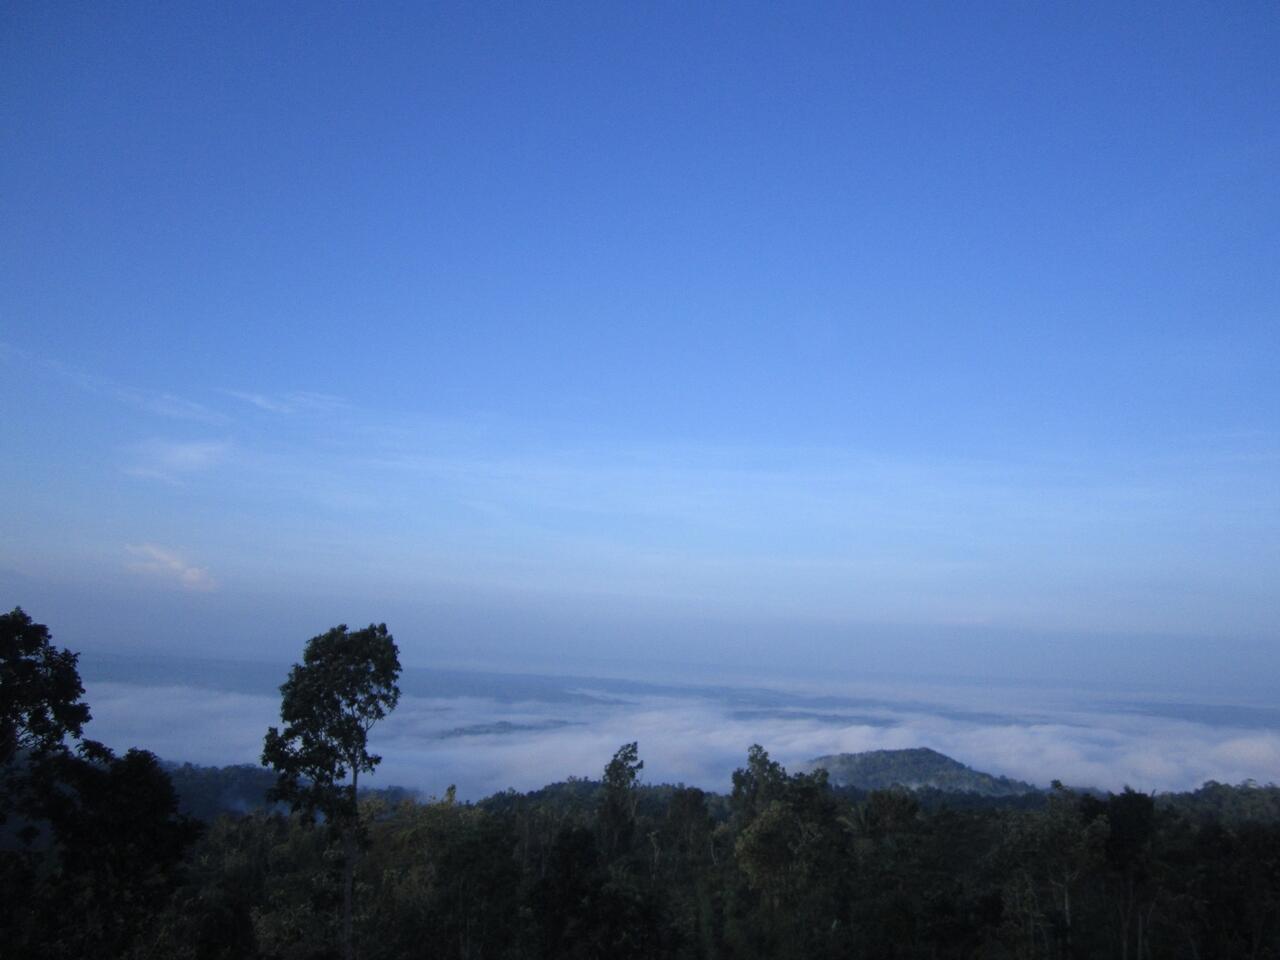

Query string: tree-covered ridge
[163,762,420,824]
[6,608,1280,959]
[801,747,1039,796]
[126,750,1280,960]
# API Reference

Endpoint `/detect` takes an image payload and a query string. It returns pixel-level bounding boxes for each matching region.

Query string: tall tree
[262,622,401,960]
[1,609,198,958]
[1,606,98,840]
[27,746,201,959]
[730,743,786,825]
[1,608,91,767]
[600,741,643,861]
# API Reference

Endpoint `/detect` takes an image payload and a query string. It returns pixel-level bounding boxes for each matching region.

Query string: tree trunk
[343,828,355,960]
[342,765,359,960]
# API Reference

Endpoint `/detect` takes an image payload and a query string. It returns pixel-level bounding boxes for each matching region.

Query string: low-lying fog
[79,654,1279,801]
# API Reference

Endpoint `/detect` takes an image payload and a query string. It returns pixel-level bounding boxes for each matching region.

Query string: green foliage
[360,793,521,960]
[1160,778,1280,824]
[600,741,643,859]
[26,748,201,958]
[0,607,91,764]
[996,784,1107,957]
[13,740,1280,959]
[0,609,198,960]
[261,622,402,960]
[136,768,1280,960]
[261,623,402,824]
[730,743,787,823]
[166,762,282,821]
[7,611,1280,959]
[808,747,1038,796]
[0,607,94,826]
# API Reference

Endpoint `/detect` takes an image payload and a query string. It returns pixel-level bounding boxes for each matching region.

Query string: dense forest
[5,608,1280,959]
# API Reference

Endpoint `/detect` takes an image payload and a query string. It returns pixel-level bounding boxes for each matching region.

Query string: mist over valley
[80,651,1280,800]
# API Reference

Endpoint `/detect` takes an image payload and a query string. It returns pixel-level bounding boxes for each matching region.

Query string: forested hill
[13,747,1280,959]
[163,762,418,822]
[801,747,1039,795]
[138,751,1280,825]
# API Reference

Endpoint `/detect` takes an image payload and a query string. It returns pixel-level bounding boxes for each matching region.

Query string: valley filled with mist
[5,2,1279,957]
[80,650,1280,799]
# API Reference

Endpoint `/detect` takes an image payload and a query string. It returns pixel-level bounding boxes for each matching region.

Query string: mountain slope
[800,747,1038,796]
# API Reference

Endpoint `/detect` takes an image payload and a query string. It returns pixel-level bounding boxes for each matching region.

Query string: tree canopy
[261,621,402,960]
[1,608,198,959]
[261,622,402,823]
[1,606,91,769]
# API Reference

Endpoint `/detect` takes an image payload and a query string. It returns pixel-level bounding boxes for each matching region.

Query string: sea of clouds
[79,659,1280,801]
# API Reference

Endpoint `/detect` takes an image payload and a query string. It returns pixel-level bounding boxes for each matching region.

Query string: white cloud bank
[80,677,1280,801]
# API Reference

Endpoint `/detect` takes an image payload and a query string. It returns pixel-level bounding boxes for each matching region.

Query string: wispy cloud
[125,543,217,592]
[123,439,231,482]
[0,341,226,424]
[116,388,225,424]
[224,390,348,415]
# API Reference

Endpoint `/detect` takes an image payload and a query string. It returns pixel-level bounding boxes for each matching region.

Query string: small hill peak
[799,748,1036,796]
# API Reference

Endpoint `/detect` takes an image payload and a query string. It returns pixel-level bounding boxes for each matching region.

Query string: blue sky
[2,3,1278,692]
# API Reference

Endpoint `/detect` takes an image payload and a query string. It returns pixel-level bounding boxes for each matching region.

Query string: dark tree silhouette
[600,741,643,859]
[1,609,198,959]
[262,622,401,960]
[1,607,92,780]
[1,606,100,843]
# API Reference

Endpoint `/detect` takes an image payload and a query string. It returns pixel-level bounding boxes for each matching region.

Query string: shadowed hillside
[801,747,1039,795]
